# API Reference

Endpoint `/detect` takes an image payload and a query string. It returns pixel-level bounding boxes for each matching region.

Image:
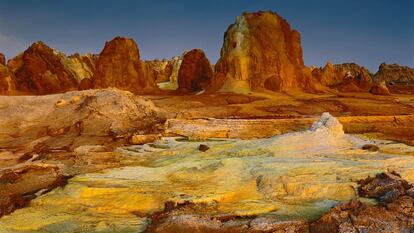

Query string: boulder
[177,49,213,92]
[210,11,324,93]
[92,37,158,94]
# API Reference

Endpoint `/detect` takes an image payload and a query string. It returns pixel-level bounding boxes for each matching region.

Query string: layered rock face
[312,62,373,92]
[370,80,391,95]
[92,37,158,94]
[374,63,414,94]
[375,63,414,84]
[0,88,166,152]
[143,59,170,83]
[0,62,16,95]
[312,172,414,232]
[7,42,79,94]
[177,49,213,92]
[6,42,96,94]
[211,11,323,93]
[154,54,186,90]
[0,53,5,66]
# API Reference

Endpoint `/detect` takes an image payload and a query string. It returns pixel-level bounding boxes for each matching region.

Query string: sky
[0,0,413,72]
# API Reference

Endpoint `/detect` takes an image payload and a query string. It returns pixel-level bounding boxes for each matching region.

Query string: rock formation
[177,49,213,92]
[0,164,67,217]
[0,88,166,152]
[374,63,414,94]
[155,54,186,90]
[6,42,96,94]
[370,80,390,95]
[0,63,16,95]
[0,53,5,66]
[143,59,170,83]
[374,63,414,84]
[92,37,158,94]
[312,62,373,92]
[311,172,414,232]
[210,11,324,93]
[146,172,414,233]
[63,53,96,84]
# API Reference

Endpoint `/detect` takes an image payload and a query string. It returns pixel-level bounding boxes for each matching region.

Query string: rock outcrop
[0,88,166,152]
[6,42,96,94]
[0,63,16,95]
[374,63,414,85]
[0,164,67,217]
[92,37,158,94]
[155,54,186,90]
[144,59,170,83]
[147,202,309,233]
[177,49,213,92]
[7,42,79,94]
[312,62,373,92]
[0,53,5,66]
[147,172,414,233]
[370,80,390,95]
[374,63,414,94]
[210,11,324,93]
[311,172,414,233]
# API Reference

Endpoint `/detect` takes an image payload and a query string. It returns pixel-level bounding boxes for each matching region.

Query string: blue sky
[0,0,413,72]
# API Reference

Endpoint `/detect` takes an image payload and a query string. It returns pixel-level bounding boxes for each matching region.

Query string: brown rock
[310,172,414,233]
[7,41,79,94]
[92,36,158,94]
[177,49,213,92]
[78,77,93,90]
[129,134,161,145]
[143,59,170,83]
[374,63,414,94]
[312,62,373,92]
[198,144,209,152]
[0,63,16,95]
[210,11,324,93]
[361,144,379,152]
[374,63,414,85]
[357,172,412,202]
[0,53,5,66]
[0,164,68,217]
[369,81,390,95]
[0,89,166,151]
[146,201,309,233]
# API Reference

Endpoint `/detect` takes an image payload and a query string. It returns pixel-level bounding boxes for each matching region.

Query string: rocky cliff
[374,63,414,84]
[312,62,373,92]
[0,53,5,66]
[0,63,16,95]
[7,42,79,94]
[374,63,414,94]
[210,11,324,93]
[6,42,95,94]
[92,37,158,94]
[177,49,213,92]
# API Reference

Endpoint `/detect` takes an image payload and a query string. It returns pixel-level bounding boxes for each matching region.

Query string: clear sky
[0,0,413,72]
